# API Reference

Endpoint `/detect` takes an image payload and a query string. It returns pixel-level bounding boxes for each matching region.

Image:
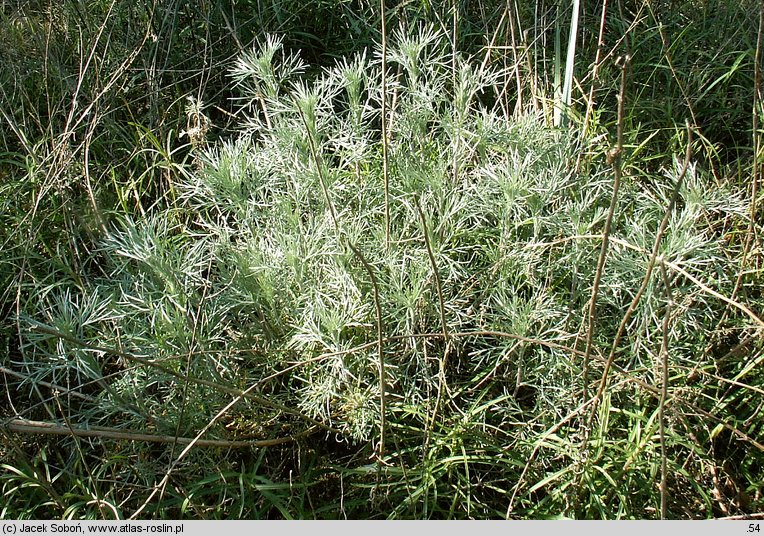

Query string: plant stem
[346,240,387,460]
[5,418,314,448]
[728,2,763,312]
[577,0,609,171]
[414,195,451,459]
[592,120,692,423]
[659,263,672,519]
[380,0,390,249]
[582,53,630,403]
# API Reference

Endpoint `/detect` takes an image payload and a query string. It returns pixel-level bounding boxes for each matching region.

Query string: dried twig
[4,418,313,448]
[582,53,630,401]
[591,119,693,423]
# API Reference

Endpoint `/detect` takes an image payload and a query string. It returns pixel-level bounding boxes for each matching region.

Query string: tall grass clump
[2,17,763,520]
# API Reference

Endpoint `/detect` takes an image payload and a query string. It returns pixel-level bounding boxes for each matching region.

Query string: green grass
[1,0,763,520]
